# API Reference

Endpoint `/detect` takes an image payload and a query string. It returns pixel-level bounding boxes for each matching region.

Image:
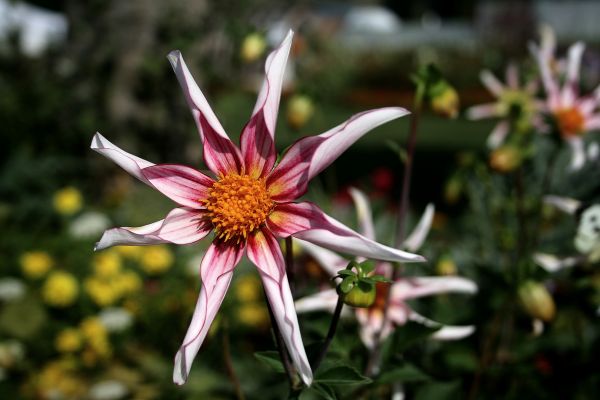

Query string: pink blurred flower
[91,31,422,386]
[295,188,477,349]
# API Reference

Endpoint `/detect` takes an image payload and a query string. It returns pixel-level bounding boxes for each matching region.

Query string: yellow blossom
[85,277,119,307]
[35,359,86,399]
[114,271,142,295]
[92,251,122,278]
[53,187,83,216]
[116,245,143,260]
[20,251,54,278]
[240,32,266,63]
[42,271,79,307]
[287,95,314,130]
[55,328,82,353]
[235,274,262,302]
[237,303,269,327]
[436,256,457,276]
[139,246,173,275]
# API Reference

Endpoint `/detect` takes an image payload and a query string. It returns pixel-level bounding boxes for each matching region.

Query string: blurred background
[1,1,599,399]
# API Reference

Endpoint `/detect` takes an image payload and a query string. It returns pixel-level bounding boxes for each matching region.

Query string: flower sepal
[334,261,391,308]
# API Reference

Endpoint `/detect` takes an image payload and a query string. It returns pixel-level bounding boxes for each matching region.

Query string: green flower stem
[285,236,295,296]
[222,320,246,400]
[311,294,344,372]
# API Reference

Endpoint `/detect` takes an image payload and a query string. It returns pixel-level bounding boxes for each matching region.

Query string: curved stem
[222,320,245,400]
[311,295,344,372]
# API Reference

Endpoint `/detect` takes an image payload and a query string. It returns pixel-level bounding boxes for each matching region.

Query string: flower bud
[430,83,459,119]
[287,95,314,130]
[518,281,556,322]
[240,33,266,63]
[341,280,376,308]
[489,145,522,173]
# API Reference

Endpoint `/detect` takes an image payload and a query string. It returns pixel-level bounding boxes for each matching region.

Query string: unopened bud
[518,281,556,322]
[489,145,522,173]
[240,33,266,63]
[340,280,376,308]
[287,95,314,130]
[430,83,459,119]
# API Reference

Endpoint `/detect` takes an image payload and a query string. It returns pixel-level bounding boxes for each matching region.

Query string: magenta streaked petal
[394,276,478,301]
[173,240,244,385]
[267,107,409,201]
[241,31,293,178]
[268,202,425,263]
[348,188,375,241]
[142,164,214,209]
[95,207,211,251]
[167,51,243,176]
[403,203,435,252]
[247,228,313,385]
[91,133,155,185]
[585,114,600,131]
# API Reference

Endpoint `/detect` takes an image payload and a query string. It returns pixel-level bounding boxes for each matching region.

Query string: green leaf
[306,383,338,400]
[315,365,372,386]
[335,270,355,277]
[254,351,285,373]
[369,275,392,283]
[376,363,432,384]
[358,261,375,275]
[414,381,461,400]
[390,321,441,353]
[339,276,356,294]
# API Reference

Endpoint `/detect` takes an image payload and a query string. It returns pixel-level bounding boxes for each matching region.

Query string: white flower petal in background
[88,380,129,400]
[0,278,26,302]
[543,195,581,215]
[98,308,133,333]
[533,253,579,273]
[69,211,111,238]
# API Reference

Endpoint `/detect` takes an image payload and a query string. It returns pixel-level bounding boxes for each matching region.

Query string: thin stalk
[222,321,245,400]
[311,295,344,372]
[285,237,295,297]
[365,94,424,377]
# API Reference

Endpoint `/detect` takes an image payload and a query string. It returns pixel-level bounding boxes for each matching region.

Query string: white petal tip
[173,351,188,386]
[167,50,182,67]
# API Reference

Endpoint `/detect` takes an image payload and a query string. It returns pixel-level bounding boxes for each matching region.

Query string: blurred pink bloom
[533,40,600,169]
[91,31,422,386]
[466,64,541,148]
[295,188,477,349]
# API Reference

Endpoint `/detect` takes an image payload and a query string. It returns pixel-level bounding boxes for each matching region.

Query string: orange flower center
[202,174,273,242]
[555,107,585,138]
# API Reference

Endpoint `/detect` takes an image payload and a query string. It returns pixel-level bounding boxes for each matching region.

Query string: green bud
[518,281,556,322]
[342,280,376,308]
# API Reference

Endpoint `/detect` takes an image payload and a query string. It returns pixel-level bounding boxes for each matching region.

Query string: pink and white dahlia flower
[91,31,423,386]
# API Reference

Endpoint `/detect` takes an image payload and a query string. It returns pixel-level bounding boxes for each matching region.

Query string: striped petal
[267,108,409,202]
[403,203,435,252]
[173,240,245,385]
[247,228,312,385]
[267,202,425,263]
[241,30,293,178]
[95,207,211,251]
[91,133,154,185]
[167,51,243,176]
[348,187,375,240]
[142,164,214,209]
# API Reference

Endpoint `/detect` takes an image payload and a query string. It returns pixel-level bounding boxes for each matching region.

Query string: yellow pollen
[555,107,585,138]
[202,174,273,243]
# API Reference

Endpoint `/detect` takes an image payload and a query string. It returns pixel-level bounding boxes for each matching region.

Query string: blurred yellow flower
[240,32,266,63]
[237,303,269,327]
[85,277,119,307]
[139,246,173,275]
[116,245,143,260]
[35,359,86,400]
[115,271,142,295]
[42,271,79,307]
[55,328,82,353]
[235,274,262,302]
[436,256,457,276]
[490,145,523,173]
[93,251,122,278]
[430,84,460,119]
[287,95,314,130]
[20,251,54,278]
[53,187,83,216]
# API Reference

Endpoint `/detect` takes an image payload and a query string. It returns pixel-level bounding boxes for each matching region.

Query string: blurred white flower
[69,211,111,238]
[98,308,133,333]
[88,380,128,400]
[0,278,26,302]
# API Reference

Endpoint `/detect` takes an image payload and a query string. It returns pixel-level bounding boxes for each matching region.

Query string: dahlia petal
[167,51,243,176]
[348,187,375,240]
[409,311,475,340]
[403,203,435,252]
[142,164,214,209]
[267,202,425,263]
[91,133,154,185]
[585,114,600,131]
[568,137,585,170]
[394,276,478,300]
[294,289,339,313]
[267,107,410,201]
[241,30,293,178]
[295,239,348,277]
[505,63,519,89]
[480,70,504,97]
[173,240,244,385]
[466,103,500,120]
[95,208,211,251]
[247,228,312,385]
[543,195,581,215]
[486,121,510,149]
[533,252,579,273]
[565,42,585,92]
